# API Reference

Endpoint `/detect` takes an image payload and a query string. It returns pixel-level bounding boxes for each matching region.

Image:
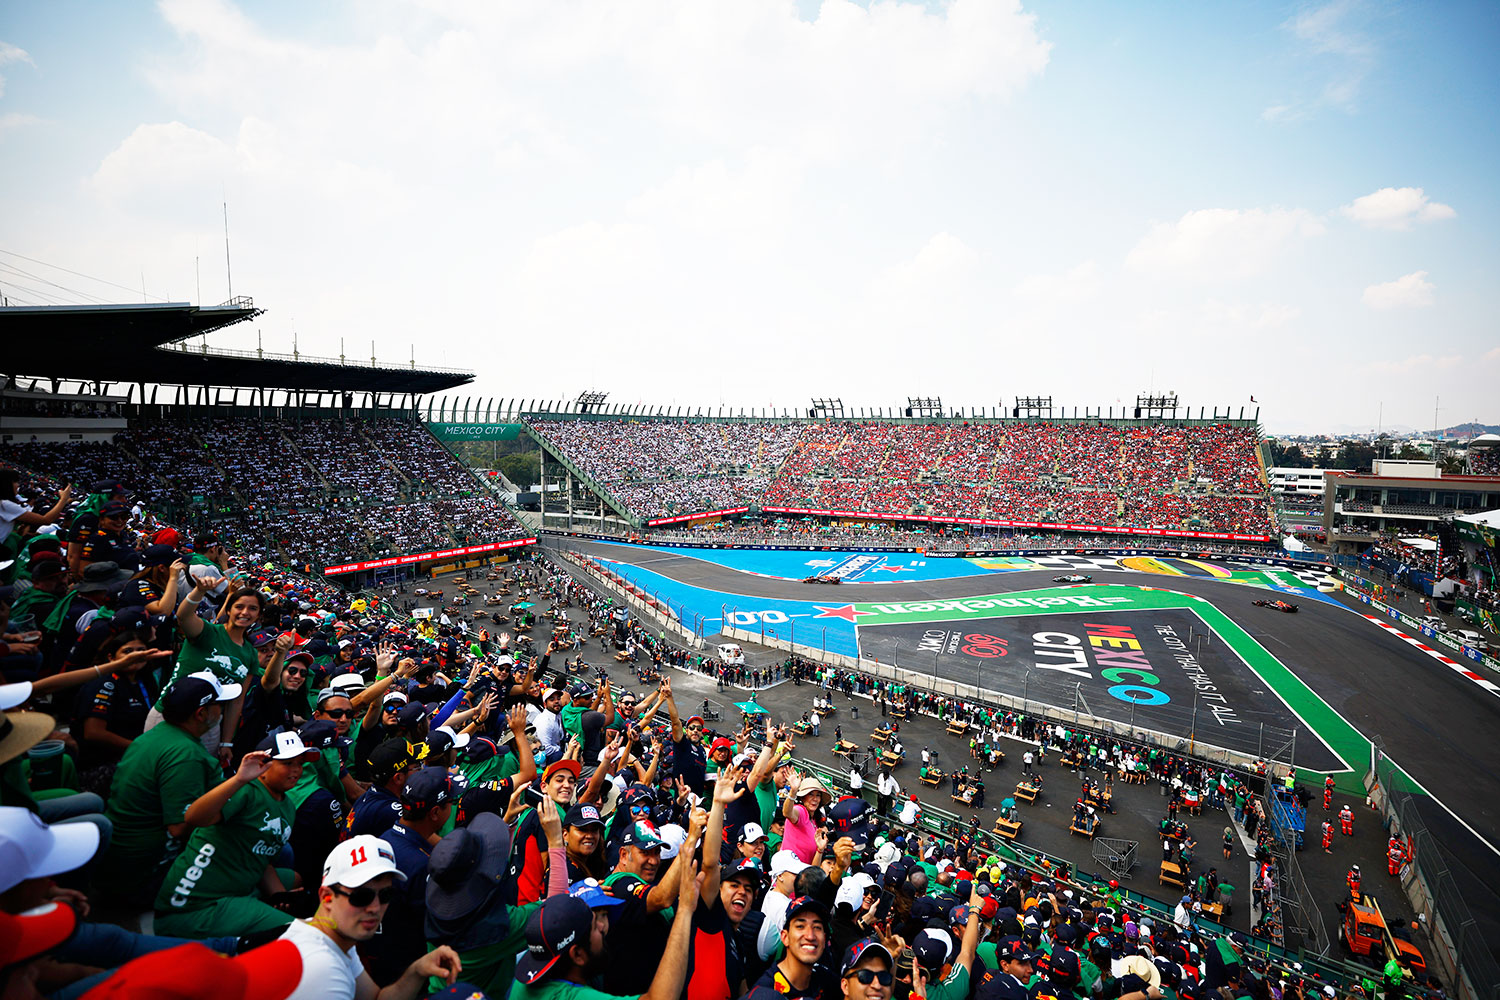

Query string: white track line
[1361,615,1500,698]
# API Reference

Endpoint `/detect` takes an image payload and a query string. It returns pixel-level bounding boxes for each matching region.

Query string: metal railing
[154,339,473,375]
[1370,738,1500,1000]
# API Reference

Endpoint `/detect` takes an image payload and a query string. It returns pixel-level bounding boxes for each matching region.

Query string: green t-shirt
[512,978,624,1000]
[928,961,970,1000]
[287,747,345,810]
[155,777,294,913]
[754,780,778,832]
[155,622,258,711]
[429,900,540,993]
[0,758,37,810]
[100,722,221,896]
[560,704,587,741]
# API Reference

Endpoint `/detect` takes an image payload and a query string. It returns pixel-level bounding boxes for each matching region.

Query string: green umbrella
[735,700,770,715]
[511,601,534,610]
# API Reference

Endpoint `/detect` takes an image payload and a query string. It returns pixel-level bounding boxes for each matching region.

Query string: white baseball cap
[0,806,100,893]
[262,730,319,762]
[434,725,471,750]
[657,823,688,860]
[0,682,33,711]
[185,670,243,703]
[322,834,408,888]
[770,849,812,878]
[738,822,767,844]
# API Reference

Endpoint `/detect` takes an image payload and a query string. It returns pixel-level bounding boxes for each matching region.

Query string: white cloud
[1012,260,1099,301]
[1362,270,1435,309]
[1125,208,1326,282]
[0,111,39,136]
[1482,347,1500,364]
[1340,187,1455,230]
[1262,0,1373,121]
[0,40,34,99]
[1363,353,1461,375]
[1200,299,1302,330]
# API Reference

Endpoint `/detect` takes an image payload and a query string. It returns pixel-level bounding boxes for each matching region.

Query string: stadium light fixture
[1134,393,1179,419]
[1013,396,1054,419]
[576,390,609,413]
[809,397,845,419]
[906,396,944,418]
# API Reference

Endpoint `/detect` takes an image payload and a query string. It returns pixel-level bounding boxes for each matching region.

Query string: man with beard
[599,811,707,996]
[513,854,703,1000]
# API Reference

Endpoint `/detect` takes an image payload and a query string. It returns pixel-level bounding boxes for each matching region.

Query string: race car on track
[1053,574,1093,584]
[1253,599,1299,613]
[803,575,842,584]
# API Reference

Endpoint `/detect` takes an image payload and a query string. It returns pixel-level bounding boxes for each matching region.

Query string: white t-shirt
[0,498,29,544]
[280,918,366,1000]
[900,799,922,825]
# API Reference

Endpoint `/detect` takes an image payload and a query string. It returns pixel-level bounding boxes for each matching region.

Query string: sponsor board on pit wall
[324,538,536,575]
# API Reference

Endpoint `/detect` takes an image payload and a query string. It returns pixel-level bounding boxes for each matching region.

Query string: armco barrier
[541,528,1328,571]
[1336,571,1500,676]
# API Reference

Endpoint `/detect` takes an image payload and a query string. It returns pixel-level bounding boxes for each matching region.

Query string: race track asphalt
[548,537,1500,924]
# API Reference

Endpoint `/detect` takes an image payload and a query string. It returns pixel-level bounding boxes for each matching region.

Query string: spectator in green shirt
[97,671,241,907]
[148,576,264,763]
[154,729,319,939]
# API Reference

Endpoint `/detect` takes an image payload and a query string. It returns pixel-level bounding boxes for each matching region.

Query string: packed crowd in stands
[533,418,1277,535]
[0,453,1435,1000]
[1468,446,1500,477]
[2,417,528,569]
[529,419,804,518]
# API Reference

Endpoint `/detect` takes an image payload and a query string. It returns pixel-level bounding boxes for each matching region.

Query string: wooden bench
[792,721,811,736]
[879,751,903,769]
[832,741,859,758]
[870,729,892,745]
[1070,818,1099,839]
[993,817,1022,840]
[946,720,969,735]
[952,791,976,806]
[1015,782,1040,803]
[1159,861,1187,889]
[919,771,944,787]
[888,706,908,720]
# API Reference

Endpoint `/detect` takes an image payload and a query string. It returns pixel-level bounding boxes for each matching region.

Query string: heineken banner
[761,506,1271,543]
[324,537,535,575]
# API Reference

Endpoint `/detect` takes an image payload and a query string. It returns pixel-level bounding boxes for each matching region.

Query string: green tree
[1334,440,1378,472]
[1269,441,1313,468]
[496,452,540,489]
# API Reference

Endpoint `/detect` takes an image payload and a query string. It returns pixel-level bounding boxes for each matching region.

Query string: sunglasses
[321,708,354,719]
[333,885,397,907]
[848,970,893,986]
[284,667,307,676]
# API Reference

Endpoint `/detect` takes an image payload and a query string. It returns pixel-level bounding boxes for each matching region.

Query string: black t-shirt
[120,578,161,611]
[601,872,671,995]
[674,736,707,793]
[232,684,293,762]
[72,672,154,767]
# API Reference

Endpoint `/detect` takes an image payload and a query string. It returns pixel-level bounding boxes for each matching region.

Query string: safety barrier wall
[1335,571,1500,674]
[1368,740,1499,1000]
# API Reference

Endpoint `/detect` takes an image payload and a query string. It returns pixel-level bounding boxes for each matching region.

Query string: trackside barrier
[1368,738,1499,1000]
[559,550,705,651]
[542,527,1330,570]
[1335,571,1500,676]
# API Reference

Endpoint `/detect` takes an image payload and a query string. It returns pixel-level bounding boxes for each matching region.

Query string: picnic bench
[879,750,903,769]
[945,719,969,735]
[993,817,1022,840]
[1015,781,1041,804]
[919,770,944,787]
[1159,861,1187,889]
[870,728,892,745]
[832,740,860,759]
[1070,815,1099,839]
[888,705,908,720]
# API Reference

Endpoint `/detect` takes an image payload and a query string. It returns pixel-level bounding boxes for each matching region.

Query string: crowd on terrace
[1,417,527,569]
[531,418,1276,534]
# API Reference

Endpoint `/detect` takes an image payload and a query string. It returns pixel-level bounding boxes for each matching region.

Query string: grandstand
[515,411,1277,540]
[1,301,535,581]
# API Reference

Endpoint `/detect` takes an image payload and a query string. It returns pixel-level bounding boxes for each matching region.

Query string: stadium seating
[531,417,1276,534]
[1,417,527,568]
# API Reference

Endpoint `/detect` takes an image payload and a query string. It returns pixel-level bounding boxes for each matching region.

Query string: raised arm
[664,678,683,743]
[175,574,225,642]
[184,752,271,827]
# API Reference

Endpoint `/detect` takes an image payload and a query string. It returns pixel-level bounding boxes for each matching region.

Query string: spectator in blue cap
[367,765,455,985]
[976,939,1036,1000]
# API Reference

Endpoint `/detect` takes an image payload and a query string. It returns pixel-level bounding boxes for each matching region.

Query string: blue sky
[1,0,1496,433]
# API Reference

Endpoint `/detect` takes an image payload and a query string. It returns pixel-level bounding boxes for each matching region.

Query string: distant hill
[1431,422,1500,439]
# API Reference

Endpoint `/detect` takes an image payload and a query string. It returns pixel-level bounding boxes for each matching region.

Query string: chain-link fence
[1371,738,1499,1000]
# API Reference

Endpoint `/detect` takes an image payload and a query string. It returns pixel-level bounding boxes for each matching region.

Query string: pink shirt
[782,803,819,863]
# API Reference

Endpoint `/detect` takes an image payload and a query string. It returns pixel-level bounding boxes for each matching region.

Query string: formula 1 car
[1053,574,1093,584]
[1253,599,1299,613]
[803,575,842,584]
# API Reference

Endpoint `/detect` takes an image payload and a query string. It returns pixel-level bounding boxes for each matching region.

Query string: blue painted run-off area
[589,554,862,657]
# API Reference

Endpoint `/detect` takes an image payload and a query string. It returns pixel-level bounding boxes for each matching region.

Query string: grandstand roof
[0,301,474,393]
